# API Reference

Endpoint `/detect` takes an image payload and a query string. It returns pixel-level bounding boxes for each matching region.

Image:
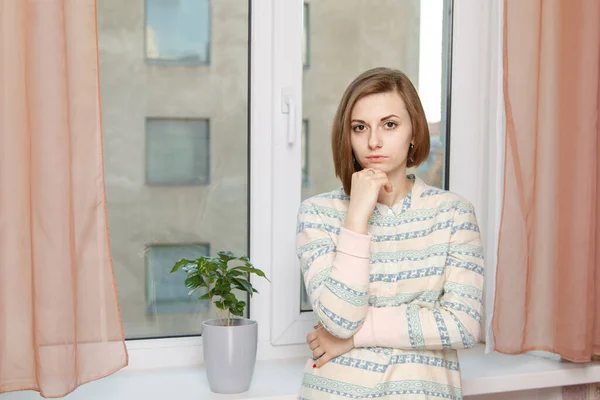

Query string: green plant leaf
[232,277,253,294]
[181,262,198,273]
[232,266,270,281]
[205,260,218,273]
[231,266,256,273]
[210,269,221,280]
[227,269,245,277]
[233,301,246,315]
[171,258,193,273]
[231,307,244,317]
[224,293,237,302]
[196,258,209,273]
[172,251,267,318]
[198,292,210,300]
[232,284,245,293]
[214,279,231,293]
[185,275,203,290]
[217,250,235,262]
[214,300,226,310]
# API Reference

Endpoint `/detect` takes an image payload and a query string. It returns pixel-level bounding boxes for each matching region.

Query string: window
[99,0,248,341]
[146,244,210,317]
[266,0,499,349]
[301,122,311,312]
[301,273,311,312]
[97,0,499,363]
[291,0,452,317]
[302,119,309,188]
[300,0,449,203]
[145,0,211,65]
[146,118,210,186]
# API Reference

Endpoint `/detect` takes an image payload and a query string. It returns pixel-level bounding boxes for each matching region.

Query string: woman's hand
[307,323,355,368]
[345,168,392,234]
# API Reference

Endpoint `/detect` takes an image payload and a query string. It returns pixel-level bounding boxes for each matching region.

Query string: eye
[384,121,398,129]
[352,124,367,132]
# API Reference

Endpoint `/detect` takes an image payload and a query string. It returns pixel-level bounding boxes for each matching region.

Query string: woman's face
[350,91,413,175]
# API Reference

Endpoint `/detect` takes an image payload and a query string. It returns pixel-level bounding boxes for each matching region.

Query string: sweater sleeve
[353,201,484,350]
[296,199,372,339]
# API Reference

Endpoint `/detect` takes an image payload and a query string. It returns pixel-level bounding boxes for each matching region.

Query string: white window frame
[125,0,309,368]
[448,0,504,350]
[123,0,504,368]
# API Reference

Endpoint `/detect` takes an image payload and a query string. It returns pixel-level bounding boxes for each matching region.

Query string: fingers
[371,176,392,193]
[312,346,325,360]
[360,168,386,178]
[361,169,390,185]
[314,352,333,368]
[353,169,392,192]
[307,323,324,344]
[309,340,320,351]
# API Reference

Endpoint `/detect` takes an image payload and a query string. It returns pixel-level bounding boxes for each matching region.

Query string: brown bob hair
[331,67,430,195]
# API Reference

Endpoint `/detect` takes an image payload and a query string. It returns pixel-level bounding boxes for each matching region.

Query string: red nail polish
[312,363,317,368]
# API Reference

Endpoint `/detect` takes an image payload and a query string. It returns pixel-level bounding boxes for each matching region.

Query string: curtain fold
[0,0,128,397]
[493,0,600,362]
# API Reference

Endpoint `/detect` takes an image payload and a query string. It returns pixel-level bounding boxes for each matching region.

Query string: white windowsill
[8,344,600,399]
[459,345,600,395]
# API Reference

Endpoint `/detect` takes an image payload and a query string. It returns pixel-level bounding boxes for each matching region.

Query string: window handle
[282,89,296,145]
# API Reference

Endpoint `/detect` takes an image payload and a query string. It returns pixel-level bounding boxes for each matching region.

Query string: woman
[296,67,483,399]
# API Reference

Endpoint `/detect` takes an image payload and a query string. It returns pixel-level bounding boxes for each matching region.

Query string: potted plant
[171,250,269,394]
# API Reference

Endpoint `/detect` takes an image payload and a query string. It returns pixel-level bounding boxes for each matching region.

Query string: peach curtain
[0,0,128,397]
[493,0,600,362]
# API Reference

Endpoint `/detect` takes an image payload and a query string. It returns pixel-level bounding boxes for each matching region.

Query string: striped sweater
[296,174,484,399]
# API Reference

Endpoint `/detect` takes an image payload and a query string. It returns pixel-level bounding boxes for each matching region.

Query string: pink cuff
[330,228,372,286]
[353,307,402,348]
[369,307,401,348]
[353,307,376,347]
[337,227,371,258]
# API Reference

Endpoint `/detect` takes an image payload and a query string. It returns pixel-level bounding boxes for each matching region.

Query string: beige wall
[98,0,423,338]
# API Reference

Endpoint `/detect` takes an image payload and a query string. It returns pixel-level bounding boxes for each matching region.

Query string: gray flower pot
[202,318,258,394]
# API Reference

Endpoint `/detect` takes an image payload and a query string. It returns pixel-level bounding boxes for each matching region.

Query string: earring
[408,143,415,164]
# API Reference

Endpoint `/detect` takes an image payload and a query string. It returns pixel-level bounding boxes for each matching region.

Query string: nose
[368,129,382,150]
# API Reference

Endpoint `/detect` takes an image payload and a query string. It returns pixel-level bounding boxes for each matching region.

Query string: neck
[377,168,413,206]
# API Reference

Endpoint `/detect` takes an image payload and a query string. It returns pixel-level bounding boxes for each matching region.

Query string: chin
[364,165,392,173]
[364,164,404,175]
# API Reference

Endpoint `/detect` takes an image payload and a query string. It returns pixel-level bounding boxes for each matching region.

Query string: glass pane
[302,120,309,187]
[300,0,451,311]
[98,0,249,339]
[146,244,210,315]
[303,3,310,68]
[145,0,210,64]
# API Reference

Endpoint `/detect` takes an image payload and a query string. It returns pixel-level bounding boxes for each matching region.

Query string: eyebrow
[351,114,400,123]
